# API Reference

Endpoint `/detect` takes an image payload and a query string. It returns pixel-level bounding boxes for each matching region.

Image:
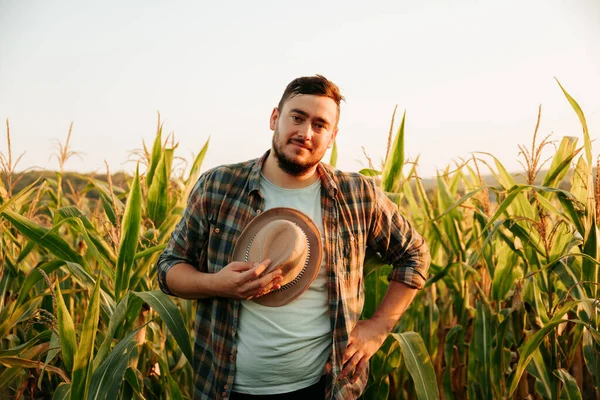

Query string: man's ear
[269,107,279,131]
[327,128,339,149]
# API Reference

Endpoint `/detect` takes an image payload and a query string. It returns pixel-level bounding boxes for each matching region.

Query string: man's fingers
[342,342,357,364]
[254,275,283,297]
[350,357,369,383]
[339,352,362,381]
[244,269,282,296]
[239,259,272,282]
[228,261,255,272]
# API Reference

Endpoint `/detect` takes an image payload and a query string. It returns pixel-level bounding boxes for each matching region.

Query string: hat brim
[231,207,322,307]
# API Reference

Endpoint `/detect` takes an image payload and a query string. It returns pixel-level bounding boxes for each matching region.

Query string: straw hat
[232,207,322,307]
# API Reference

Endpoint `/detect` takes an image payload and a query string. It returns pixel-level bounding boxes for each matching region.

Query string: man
[157,75,430,400]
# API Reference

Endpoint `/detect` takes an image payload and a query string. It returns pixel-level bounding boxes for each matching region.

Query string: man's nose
[299,123,314,140]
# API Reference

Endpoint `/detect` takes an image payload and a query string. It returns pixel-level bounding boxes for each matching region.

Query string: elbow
[388,237,431,290]
[156,253,174,296]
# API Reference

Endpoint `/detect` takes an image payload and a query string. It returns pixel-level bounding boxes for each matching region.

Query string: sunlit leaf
[132,290,193,364]
[392,331,439,399]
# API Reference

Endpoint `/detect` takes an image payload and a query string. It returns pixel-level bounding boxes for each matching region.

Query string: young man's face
[270,94,339,176]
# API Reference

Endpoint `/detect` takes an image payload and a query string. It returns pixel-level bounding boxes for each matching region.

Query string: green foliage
[359,80,599,399]
[0,82,598,399]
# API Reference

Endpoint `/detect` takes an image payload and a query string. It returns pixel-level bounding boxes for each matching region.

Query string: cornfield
[0,80,598,399]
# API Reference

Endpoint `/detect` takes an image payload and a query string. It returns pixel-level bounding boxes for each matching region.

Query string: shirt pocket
[206,220,240,273]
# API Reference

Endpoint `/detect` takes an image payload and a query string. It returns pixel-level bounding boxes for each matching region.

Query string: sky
[1,0,599,179]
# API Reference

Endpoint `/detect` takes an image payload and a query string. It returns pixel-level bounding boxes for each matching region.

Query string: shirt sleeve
[156,175,209,295]
[367,181,431,289]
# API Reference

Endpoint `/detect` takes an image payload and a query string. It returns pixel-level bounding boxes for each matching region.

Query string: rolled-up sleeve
[156,177,208,295]
[368,183,431,289]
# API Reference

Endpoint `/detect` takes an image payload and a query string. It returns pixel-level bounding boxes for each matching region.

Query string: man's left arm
[340,280,417,382]
[340,181,431,383]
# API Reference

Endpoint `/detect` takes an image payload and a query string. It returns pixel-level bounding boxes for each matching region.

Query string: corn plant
[361,80,599,399]
[0,115,209,399]
[0,81,598,399]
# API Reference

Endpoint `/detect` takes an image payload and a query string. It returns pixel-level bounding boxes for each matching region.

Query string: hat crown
[232,207,322,307]
[247,220,309,287]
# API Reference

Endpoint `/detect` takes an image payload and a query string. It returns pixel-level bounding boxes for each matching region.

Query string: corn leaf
[146,120,163,188]
[381,110,406,193]
[0,298,42,340]
[55,282,77,373]
[87,328,139,400]
[542,136,579,188]
[0,356,69,382]
[16,260,63,307]
[554,369,582,400]
[392,331,439,399]
[94,294,129,370]
[442,325,462,400]
[0,331,52,357]
[71,276,102,399]
[363,376,390,400]
[491,250,519,300]
[430,188,482,222]
[491,310,513,399]
[581,328,597,382]
[186,137,210,185]
[581,212,598,298]
[147,148,173,227]
[132,290,193,364]
[508,301,587,396]
[525,349,553,400]
[40,332,62,388]
[328,140,338,168]
[1,210,86,267]
[0,343,49,391]
[359,169,381,177]
[555,78,591,165]
[115,164,142,301]
[472,301,492,399]
[487,155,536,219]
[53,383,71,400]
[0,178,40,214]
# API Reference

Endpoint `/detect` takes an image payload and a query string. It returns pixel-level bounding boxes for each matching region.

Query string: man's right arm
[163,263,217,300]
[156,176,208,297]
[164,260,283,300]
[156,174,283,300]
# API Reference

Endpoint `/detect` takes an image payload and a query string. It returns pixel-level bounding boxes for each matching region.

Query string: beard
[271,129,322,176]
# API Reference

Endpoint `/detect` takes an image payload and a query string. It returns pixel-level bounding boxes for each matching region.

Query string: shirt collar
[250,150,339,198]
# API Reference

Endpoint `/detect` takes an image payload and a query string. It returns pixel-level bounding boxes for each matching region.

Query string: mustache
[288,138,312,150]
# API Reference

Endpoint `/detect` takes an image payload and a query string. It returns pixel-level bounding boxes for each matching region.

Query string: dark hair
[277,75,345,124]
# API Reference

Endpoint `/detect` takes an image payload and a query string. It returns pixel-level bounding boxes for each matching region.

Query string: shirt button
[214,228,220,233]
[256,209,261,214]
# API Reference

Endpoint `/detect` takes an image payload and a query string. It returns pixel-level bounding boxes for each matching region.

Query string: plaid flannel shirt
[157,150,430,400]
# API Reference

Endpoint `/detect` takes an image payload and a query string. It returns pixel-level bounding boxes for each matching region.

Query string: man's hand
[337,282,418,383]
[339,319,389,383]
[212,258,283,300]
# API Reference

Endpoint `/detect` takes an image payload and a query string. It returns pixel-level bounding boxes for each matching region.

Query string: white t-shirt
[232,175,331,394]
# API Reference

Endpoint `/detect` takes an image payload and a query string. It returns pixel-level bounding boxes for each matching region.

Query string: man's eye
[291,115,302,122]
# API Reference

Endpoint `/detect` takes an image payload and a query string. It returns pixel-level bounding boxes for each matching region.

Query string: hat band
[244,224,312,293]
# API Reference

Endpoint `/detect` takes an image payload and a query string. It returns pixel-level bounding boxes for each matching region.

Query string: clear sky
[1,0,599,179]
